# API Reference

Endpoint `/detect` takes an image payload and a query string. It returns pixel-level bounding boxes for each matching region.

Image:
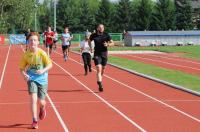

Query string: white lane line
[126,54,200,71]
[54,51,200,123]
[145,54,200,65]
[53,60,146,132]
[0,44,11,89]
[20,45,69,132]
[46,94,69,132]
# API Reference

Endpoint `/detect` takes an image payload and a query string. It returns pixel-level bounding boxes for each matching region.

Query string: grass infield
[109,56,200,92]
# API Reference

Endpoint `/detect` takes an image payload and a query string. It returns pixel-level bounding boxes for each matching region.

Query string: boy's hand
[36,69,45,75]
[23,74,30,81]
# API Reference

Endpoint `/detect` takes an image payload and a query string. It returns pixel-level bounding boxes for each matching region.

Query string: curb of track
[108,62,200,97]
[71,51,200,97]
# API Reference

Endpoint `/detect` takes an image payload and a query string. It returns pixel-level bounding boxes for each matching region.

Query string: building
[124,31,200,46]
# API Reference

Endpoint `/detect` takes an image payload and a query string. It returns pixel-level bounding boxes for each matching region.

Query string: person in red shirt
[44,26,55,56]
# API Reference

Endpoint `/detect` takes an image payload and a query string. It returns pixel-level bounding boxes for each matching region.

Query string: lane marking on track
[144,54,200,65]
[46,95,69,132]
[0,99,200,105]
[0,44,11,89]
[126,54,200,71]
[20,45,69,132]
[53,60,146,132]
[54,51,200,123]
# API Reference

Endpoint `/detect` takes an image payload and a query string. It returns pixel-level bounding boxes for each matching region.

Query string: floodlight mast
[54,0,56,31]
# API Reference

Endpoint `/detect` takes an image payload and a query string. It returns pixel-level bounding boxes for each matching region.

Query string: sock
[33,118,37,122]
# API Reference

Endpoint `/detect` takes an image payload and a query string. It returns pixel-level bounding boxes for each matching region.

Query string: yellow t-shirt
[19,48,52,85]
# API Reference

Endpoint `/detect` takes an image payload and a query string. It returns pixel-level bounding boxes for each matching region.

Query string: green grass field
[109,56,200,92]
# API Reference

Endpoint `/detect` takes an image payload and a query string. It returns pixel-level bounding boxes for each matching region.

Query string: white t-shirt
[61,33,71,46]
[80,40,94,54]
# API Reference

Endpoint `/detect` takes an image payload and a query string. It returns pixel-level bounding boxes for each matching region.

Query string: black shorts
[62,45,69,51]
[46,44,53,49]
[53,40,58,43]
[93,55,108,66]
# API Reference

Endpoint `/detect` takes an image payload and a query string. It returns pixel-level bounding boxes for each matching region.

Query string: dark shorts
[46,43,53,49]
[62,45,69,51]
[93,55,108,66]
[53,40,58,43]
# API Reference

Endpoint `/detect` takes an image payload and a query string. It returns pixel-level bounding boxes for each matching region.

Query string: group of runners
[20,24,114,129]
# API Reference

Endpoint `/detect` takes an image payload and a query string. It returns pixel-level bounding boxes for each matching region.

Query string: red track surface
[0,45,199,131]
[114,53,200,76]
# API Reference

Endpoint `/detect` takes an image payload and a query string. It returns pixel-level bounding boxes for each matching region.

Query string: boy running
[61,27,72,61]
[44,26,55,57]
[19,32,52,129]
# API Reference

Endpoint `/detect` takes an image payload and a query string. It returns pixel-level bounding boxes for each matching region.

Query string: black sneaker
[97,82,103,92]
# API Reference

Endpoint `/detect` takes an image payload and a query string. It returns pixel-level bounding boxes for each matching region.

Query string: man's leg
[96,64,103,92]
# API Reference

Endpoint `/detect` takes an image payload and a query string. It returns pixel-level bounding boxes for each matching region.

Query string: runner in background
[42,30,46,47]
[19,32,52,129]
[44,26,55,57]
[61,27,72,61]
[80,31,94,75]
[68,30,73,53]
[53,30,58,51]
[24,28,31,50]
[89,24,114,92]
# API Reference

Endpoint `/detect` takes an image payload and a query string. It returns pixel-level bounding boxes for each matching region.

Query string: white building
[124,31,200,46]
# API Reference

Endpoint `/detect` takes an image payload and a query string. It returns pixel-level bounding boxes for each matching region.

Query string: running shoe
[98,82,103,92]
[31,121,38,129]
[39,107,46,120]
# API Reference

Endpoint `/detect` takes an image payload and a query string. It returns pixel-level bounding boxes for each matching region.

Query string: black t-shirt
[90,32,111,57]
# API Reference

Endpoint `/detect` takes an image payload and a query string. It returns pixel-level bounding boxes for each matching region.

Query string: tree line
[0,0,198,34]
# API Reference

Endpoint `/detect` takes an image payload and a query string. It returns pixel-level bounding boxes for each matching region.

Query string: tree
[175,0,194,30]
[95,0,112,32]
[135,0,153,31]
[150,0,176,30]
[57,0,80,32]
[114,0,133,32]
[0,0,35,33]
[78,0,95,32]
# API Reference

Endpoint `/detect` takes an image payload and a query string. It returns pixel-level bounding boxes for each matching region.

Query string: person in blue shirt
[61,27,72,61]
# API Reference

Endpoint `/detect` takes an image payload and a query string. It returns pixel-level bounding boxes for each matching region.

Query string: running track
[0,45,199,131]
[113,53,200,76]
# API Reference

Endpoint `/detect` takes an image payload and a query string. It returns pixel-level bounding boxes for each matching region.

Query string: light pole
[34,1,38,31]
[53,0,57,31]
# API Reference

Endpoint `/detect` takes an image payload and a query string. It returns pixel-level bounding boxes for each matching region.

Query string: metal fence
[0,33,123,45]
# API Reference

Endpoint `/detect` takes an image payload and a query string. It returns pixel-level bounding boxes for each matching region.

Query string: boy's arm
[20,69,29,81]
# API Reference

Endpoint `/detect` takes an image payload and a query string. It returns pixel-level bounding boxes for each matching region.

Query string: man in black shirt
[89,24,114,92]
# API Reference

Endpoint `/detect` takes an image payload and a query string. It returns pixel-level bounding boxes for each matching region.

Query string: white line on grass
[0,44,11,89]
[127,55,200,71]
[53,60,146,132]
[20,45,69,132]
[145,54,200,65]
[54,51,200,123]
